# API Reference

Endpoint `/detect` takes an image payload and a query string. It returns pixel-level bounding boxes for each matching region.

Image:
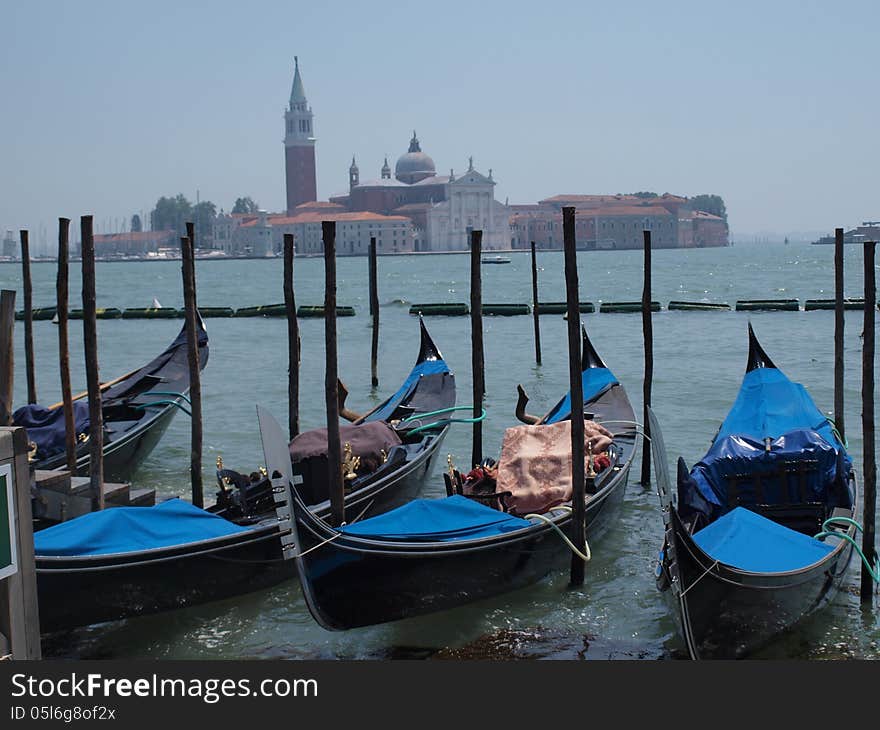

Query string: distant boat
[482,255,511,264]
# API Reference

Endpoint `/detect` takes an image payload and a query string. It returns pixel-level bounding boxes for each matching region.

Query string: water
[1,241,878,659]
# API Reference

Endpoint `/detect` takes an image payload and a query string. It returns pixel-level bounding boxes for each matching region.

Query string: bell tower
[349,156,359,191]
[284,56,317,214]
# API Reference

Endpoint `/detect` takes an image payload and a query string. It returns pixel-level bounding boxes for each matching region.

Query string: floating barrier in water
[69,307,123,320]
[197,306,235,318]
[735,299,799,312]
[536,301,595,314]
[121,307,182,319]
[804,298,865,311]
[297,305,355,317]
[599,301,661,313]
[14,307,57,321]
[233,304,286,317]
[482,303,530,316]
[667,301,731,311]
[409,303,469,316]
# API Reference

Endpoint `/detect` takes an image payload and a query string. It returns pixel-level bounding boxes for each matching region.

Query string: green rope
[827,418,848,450]
[133,399,193,417]
[404,407,487,436]
[401,405,485,422]
[142,390,192,406]
[814,516,880,583]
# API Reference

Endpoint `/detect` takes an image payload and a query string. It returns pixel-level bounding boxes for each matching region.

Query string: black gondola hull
[659,505,856,659]
[293,457,630,630]
[35,424,452,633]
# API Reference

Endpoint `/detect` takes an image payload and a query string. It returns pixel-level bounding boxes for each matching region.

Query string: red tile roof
[243,211,411,227]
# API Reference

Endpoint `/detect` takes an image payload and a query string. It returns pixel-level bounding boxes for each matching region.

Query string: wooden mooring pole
[530,240,542,365]
[562,206,587,587]
[20,230,36,405]
[80,215,104,509]
[323,221,345,527]
[283,233,300,440]
[369,236,380,388]
[182,223,203,509]
[641,229,654,487]
[0,290,14,426]
[57,218,77,473]
[861,240,877,604]
[470,228,484,468]
[834,227,845,441]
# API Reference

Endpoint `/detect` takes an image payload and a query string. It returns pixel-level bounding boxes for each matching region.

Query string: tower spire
[290,56,307,107]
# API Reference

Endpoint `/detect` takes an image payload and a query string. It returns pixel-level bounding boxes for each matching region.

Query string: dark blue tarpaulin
[13,401,90,460]
[693,506,835,572]
[545,367,619,424]
[34,498,251,557]
[340,494,531,541]
[367,359,450,422]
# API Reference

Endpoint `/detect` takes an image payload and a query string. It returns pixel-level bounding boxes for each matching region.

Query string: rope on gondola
[827,418,848,450]
[142,390,193,406]
[814,516,880,583]
[402,406,487,436]
[133,399,192,417]
[524,506,591,563]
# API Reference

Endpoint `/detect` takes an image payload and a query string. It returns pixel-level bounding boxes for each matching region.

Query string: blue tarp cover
[340,494,531,541]
[689,428,845,510]
[545,368,619,424]
[13,401,90,460]
[692,506,835,573]
[34,498,251,557]
[367,358,449,422]
[714,367,841,446]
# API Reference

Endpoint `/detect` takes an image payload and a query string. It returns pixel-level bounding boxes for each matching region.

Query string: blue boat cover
[714,367,841,446]
[367,358,449,422]
[544,368,619,424]
[693,506,835,573]
[340,494,531,541]
[34,498,252,557]
[13,401,90,460]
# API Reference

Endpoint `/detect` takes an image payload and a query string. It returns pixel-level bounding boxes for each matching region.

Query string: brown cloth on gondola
[495,419,611,515]
[290,421,402,505]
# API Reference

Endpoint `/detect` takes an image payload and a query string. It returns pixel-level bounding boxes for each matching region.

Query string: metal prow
[581,326,607,370]
[417,315,443,363]
[746,322,777,372]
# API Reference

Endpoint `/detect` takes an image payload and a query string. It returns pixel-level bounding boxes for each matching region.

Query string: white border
[0,463,18,581]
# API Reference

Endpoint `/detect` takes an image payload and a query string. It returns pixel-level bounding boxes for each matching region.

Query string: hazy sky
[2,0,878,252]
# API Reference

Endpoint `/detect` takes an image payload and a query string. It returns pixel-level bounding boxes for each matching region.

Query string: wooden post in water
[0,290,14,426]
[283,233,300,440]
[834,227,845,442]
[470,228,484,468]
[323,221,345,527]
[562,206,587,587]
[80,215,104,510]
[19,231,36,405]
[861,240,877,604]
[530,240,542,365]
[369,236,380,388]
[640,229,654,487]
[182,224,203,509]
[57,218,77,473]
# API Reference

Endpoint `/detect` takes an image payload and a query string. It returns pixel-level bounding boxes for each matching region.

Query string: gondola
[258,327,638,631]
[649,324,858,659]
[33,319,455,633]
[14,316,209,484]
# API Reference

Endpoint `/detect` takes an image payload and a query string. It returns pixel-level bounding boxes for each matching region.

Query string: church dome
[395,131,435,184]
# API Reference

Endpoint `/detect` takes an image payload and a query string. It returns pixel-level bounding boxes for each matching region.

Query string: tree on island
[689,194,728,227]
[150,194,217,245]
[131,214,142,233]
[630,191,658,199]
[232,196,259,214]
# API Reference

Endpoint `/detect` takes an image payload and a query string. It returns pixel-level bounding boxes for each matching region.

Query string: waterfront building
[213,206,414,256]
[2,230,16,259]
[88,230,178,258]
[510,194,728,249]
